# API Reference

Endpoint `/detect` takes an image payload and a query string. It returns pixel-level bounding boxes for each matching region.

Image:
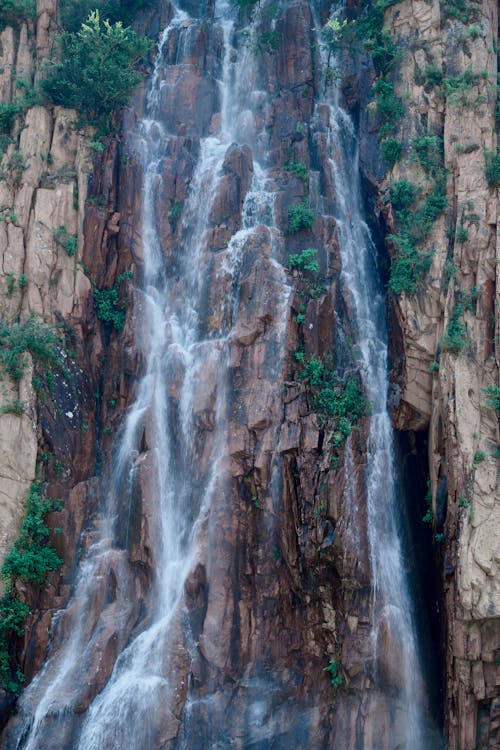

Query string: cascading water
[7,2,288,748]
[312,11,439,748]
[1,1,443,748]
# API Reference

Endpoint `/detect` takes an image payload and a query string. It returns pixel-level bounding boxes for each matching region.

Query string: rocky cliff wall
[373,1,499,746]
[0,0,497,748]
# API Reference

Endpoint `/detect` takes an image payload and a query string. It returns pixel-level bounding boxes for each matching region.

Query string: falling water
[312,12,435,748]
[8,2,288,748]
[2,1,442,747]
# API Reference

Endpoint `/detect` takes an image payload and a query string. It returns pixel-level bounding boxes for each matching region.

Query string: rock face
[0,1,498,749]
[374,2,499,747]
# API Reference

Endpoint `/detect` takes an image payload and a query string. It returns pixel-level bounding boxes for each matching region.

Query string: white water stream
[313,20,429,748]
[6,2,438,748]
[11,2,289,748]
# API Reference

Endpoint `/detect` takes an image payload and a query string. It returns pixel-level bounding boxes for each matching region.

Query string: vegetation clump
[297,355,368,446]
[440,304,467,353]
[41,11,152,135]
[323,658,343,697]
[0,0,35,29]
[288,248,319,274]
[0,483,62,693]
[287,202,316,234]
[0,316,64,382]
[53,226,78,257]
[484,151,500,189]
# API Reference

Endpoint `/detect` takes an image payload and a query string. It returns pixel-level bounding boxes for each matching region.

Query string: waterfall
[1,2,443,748]
[7,2,290,748]
[312,11,439,748]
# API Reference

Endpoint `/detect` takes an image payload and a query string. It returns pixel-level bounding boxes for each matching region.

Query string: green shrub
[0,102,23,134]
[456,225,469,243]
[410,135,443,173]
[424,64,444,87]
[0,0,35,29]
[0,316,64,381]
[297,355,369,439]
[473,449,486,466]
[483,385,500,414]
[2,484,62,585]
[440,304,467,352]
[484,151,500,188]
[284,160,309,183]
[0,482,62,693]
[288,248,319,274]
[323,658,343,696]
[442,0,476,23]
[388,232,432,295]
[94,285,126,330]
[53,226,78,257]
[390,179,420,211]
[372,79,404,136]
[380,138,402,168]
[288,202,316,234]
[41,11,152,135]
[444,68,487,107]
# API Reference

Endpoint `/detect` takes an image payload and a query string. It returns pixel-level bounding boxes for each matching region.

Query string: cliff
[0,0,498,748]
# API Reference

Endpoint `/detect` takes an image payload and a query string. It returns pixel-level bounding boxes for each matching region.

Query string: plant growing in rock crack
[295,354,369,448]
[53,226,77,257]
[323,657,343,696]
[0,482,62,693]
[287,202,316,234]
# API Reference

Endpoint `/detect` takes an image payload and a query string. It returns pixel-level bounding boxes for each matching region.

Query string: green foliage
[442,0,476,24]
[168,201,183,224]
[372,79,404,136]
[17,274,27,289]
[6,274,15,297]
[422,479,433,524]
[59,0,151,32]
[473,449,486,466]
[53,226,78,257]
[297,355,369,441]
[323,658,343,696]
[284,160,309,183]
[380,138,402,168]
[3,484,62,585]
[41,11,152,135]
[0,316,64,381]
[94,285,126,331]
[0,0,35,29]
[287,202,316,234]
[288,248,319,274]
[444,68,488,107]
[483,385,500,414]
[424,64,444,87]
[410,135,443,173]
[0,399,26,415]
[484,151,500,188]
[456,224,469,243]
[388,232,432,295]
[0,482,62,692]
[440,304,467,353]
[0,102,23,135]
[390,179,420,211]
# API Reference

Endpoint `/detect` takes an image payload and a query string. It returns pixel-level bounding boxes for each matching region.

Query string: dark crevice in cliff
[395,428,444,735]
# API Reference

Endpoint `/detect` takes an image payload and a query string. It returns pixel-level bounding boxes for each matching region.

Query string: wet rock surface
[0,0,498,748]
